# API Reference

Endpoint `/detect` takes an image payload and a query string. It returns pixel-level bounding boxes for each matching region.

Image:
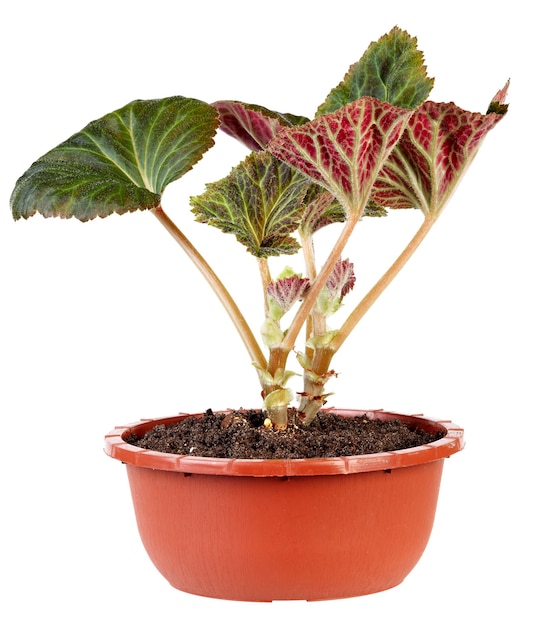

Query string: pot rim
[104,408,464,477]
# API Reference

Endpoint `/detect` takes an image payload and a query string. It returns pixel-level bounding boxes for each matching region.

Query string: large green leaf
[191,152,309,258]
[316,27,434,116]
[11,96,219,221]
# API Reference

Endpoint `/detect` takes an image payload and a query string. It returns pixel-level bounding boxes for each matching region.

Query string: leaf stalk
[332,215,437,353]
[152,206,267,370]
[280,211,360,356]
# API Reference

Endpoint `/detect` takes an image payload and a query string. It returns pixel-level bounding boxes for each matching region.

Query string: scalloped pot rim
[104,408,465,477]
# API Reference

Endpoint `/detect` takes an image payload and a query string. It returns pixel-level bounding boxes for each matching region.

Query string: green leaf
[261,318,285,347]
[299,189,345,236]
[316,27,434,116]
[306,329,338,349]
[299,189,385,237]
[372,84,509,217]
[296,351,313,371]
[213,100,309,151]
[268,98,413,216]
[264,387,294,409]
[253,364,297,388]
[191,151,309,258]
[363,199,388,218]
[11,96,219,221]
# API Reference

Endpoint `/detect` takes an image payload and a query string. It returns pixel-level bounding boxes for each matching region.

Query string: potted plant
[10,27,508,601]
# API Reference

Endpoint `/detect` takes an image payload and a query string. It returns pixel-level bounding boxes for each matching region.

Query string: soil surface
[125,409,445,459]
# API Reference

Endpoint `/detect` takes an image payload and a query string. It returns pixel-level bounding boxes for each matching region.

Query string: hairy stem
[262,212,360,426]
[258,257,272,315]
[298,345,335,424]
[301,232,318,282]
[299,215,437,422]
[152,206,267,370]
[280,212,360,356]
[300,232,317,357]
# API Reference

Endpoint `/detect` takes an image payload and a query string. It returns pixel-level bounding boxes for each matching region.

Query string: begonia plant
[10,27,508,431]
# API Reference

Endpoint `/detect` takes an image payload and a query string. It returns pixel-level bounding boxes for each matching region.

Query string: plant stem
[281,212,360,355]
[263,211,359,418]
[152,206,267,370]
[298,215,436,422]
[301,232,317,282]
[330,215,436,354]
[300,232,317,358]
[258,257,272,315]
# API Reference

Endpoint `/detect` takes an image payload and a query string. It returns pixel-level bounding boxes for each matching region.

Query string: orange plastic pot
[105,408,464,601]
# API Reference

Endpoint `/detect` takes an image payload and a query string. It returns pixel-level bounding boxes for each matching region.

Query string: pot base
[106,409,464,601]
[127,457,443,601]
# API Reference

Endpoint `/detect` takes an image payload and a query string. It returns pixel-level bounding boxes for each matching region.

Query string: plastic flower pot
[105,408,464,601]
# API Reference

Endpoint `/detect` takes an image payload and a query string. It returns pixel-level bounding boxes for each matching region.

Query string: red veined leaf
[372,82,509,216]
[268,97,413,216]
[190,151,309,258]
[299,190,345,236]
[326,258,356,300]
[267,275,311,314]
[212,100,309,151]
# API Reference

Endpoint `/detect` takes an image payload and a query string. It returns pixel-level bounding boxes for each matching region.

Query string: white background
[1,1,530,623]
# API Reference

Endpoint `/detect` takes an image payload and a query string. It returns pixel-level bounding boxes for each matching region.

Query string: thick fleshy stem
[280,213,360,356]
[264,211,361,426]
[298,345,335,424]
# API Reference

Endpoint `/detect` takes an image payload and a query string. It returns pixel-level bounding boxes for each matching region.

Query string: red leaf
[268,97,413,216]
[326,259,356,299]
[212,101,299,151]
[267,276,310,313]
[372,83,509,216]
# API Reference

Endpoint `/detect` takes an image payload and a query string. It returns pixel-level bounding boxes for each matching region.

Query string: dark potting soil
[125,409,445,459]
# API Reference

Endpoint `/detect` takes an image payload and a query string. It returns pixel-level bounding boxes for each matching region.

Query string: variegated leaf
[267,275,310,315]
[11,97,219,221]
[316,258,356,316]
[326,258,356,299]
[212,100,309,151]
[268,97,413,216]
[190,151,309,258]
[299,189,345,236]
[300,190,386,236]
[372,82,509,216]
